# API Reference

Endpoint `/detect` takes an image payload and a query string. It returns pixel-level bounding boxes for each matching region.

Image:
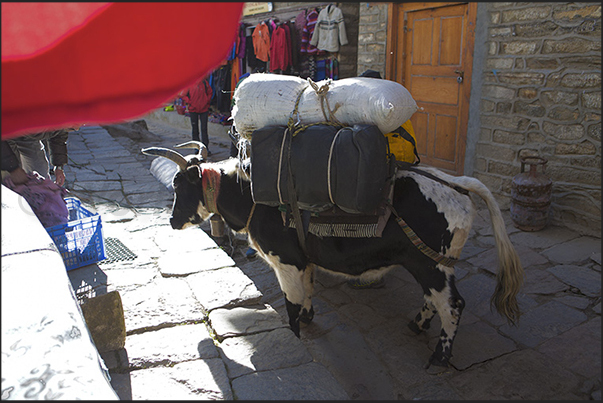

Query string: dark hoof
[425,362,451,375]
[290,323,301,338]
[407,320,423,335]
[299,306,315,324]
[424,353,450,374]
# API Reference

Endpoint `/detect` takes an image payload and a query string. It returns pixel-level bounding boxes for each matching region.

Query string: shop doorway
[387,2,477,175]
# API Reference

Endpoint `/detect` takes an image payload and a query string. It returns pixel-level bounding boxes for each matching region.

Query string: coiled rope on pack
[287,78,344,137]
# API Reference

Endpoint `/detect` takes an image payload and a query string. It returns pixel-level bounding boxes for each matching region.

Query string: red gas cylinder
[510,156,552,231]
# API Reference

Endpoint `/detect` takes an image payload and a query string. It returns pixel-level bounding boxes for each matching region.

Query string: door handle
[455,69,464,84]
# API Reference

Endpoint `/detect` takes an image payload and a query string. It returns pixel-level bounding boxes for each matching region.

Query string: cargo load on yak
[233,73,418,238]
[231,73,418,138]
[250,124,393,215]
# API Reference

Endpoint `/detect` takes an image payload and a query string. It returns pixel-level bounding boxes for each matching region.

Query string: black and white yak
[142,141,524,370]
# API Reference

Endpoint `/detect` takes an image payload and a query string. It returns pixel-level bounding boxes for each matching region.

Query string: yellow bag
[384,120,420,164]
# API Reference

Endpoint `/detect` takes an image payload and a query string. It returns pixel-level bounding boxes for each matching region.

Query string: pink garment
[3,172,69,228]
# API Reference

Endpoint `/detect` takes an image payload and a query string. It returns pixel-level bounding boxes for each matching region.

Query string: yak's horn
[174,141,209,160]
[141,147,188,171]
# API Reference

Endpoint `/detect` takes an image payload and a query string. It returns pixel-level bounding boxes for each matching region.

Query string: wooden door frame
[386,2,477,175]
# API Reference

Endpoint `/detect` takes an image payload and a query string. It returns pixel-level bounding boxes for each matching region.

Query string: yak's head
[141,141,211,229]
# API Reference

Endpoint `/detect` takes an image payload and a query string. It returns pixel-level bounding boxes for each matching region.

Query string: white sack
[232,73,418,137]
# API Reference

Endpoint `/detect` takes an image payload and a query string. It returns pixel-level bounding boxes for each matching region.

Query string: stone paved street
[63,111,600,400]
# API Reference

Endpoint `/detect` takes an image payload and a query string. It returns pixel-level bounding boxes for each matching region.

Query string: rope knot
[287,78,345,137]
[308,77,331,96]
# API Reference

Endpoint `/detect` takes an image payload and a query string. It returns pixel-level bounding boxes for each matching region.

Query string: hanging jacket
[182,79,213,113]
[310,4,348,53]
[237,23,247,59]
[252,22,270,62]
[269,24,291,72]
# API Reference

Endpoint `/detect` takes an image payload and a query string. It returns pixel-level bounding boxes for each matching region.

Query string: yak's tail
[420,167,525,324]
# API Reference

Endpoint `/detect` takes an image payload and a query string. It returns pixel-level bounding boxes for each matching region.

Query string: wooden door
[387,3,476,175]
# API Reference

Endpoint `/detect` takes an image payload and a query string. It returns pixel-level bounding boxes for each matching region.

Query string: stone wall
[337,3,360,78]
[476,3,601,236]
[357,3,389,77]
[355,2,600,236]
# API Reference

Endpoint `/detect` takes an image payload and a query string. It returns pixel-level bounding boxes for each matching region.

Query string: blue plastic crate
[46,197,106,271]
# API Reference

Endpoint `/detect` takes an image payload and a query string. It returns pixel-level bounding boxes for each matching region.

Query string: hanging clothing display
[308,56,317,80]
[237,23,247,59]
[252,22,270,62]
[287,20,301,74]
[270,24,290,72]
[299,57,310,79]
[236,23,247,74]
[283,23,292,71]
[315,58,327,81]
[330,57,339,80]
[230,59,240,101]
[206,4,348,117]
[211,64,232,114]
[300,8,320,55]
[246,35,265,72]
[295,10,306,44]
[310,4,348,53]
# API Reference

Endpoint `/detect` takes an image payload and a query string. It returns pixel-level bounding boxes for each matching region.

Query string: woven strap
[387,203,458,268]
[286,143,308,255]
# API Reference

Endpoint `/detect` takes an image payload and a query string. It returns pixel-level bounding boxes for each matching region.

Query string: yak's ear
[185,165,201,182]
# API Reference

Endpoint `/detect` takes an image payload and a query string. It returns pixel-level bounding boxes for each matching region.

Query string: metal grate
[100,237,137,264]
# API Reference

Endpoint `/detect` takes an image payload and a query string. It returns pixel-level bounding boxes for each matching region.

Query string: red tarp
[1,2,244,139]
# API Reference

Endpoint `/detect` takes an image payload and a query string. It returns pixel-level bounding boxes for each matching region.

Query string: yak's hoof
[299,306,315,324]
[407,320,423,335]
[424,354,451,374]
[290,323,301,338]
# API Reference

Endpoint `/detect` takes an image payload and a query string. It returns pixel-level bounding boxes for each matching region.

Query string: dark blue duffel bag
[250,124,391,215]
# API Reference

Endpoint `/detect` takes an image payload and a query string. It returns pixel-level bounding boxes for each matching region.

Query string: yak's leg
[408,300,438,334]
[270,261,306,337]
[426,275,465,368]
[299,264,315,324]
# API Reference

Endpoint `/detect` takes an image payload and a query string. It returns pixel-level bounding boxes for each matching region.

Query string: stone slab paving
[541,236,602,264]
[61,118,600,400]
[537,316,601,379]
[498,300,588,348]
[450,349,583,400]
[120,275,207,333]
[303,321,398,400]
[444,321,518,370]
[218,327,313,378]
[209,304,287,338]
[231,362,349,400]
[185,266,263,312]
[125,323,218,369]
[547,264,602,297]
[158,248,236,276]
[126,358,233,400]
